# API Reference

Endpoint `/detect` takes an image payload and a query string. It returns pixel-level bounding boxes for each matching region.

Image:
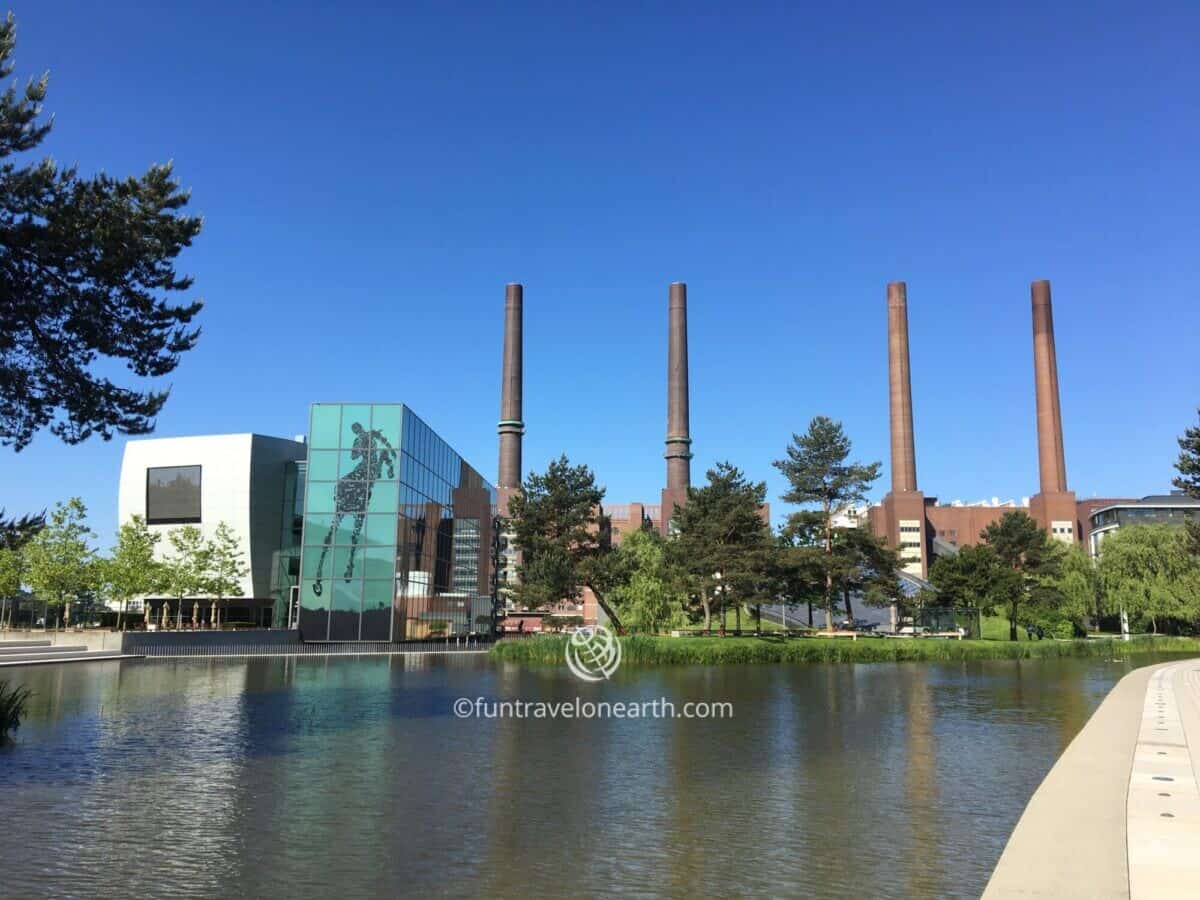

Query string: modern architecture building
[117,433,307,623]
[117,408,495,641]
[1086,493,1200,557]
[296,403,496,642]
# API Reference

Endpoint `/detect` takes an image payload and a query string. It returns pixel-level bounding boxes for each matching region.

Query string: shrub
[0,680,32,741]
[491,633,1200,667]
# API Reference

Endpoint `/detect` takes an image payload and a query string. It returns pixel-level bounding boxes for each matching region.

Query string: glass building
[297,404,497,642]
[1087,493,1200,558]
[269,459,306,628]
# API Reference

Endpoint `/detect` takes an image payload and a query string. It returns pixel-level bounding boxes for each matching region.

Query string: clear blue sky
[4,1,1199,540]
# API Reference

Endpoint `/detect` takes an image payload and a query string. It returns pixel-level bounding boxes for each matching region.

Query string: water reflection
[0,654,1173,899]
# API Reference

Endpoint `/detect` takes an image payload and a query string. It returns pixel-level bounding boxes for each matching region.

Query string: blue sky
[4,1,1198,540]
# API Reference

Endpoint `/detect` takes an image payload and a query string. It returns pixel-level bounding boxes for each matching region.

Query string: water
[0,653,1175,898]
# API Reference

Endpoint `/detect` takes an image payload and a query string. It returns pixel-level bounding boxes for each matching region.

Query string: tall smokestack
[887,282,917,493]
[665,282,691,494]
[497,283,523,502]
[1031,279,1067,494]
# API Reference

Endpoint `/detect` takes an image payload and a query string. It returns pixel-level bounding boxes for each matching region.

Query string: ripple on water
[0,653,1158,899]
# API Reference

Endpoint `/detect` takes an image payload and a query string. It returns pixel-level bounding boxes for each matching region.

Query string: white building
[831,503,871,530]
[117,434,306,599]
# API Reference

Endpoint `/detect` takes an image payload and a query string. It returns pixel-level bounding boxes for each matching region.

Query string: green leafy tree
[99,515,161,631]
[507,456,623,630]
[0,508,44,550]
[1099,525,1199,634]
[608,529,686,634]
[1174,407,1200,555]
[773,417,882,630]
[670,463,773,634]
[0,14,203,451]
[980,511,1063,641]
[0,545,23,628]
[23,497,96,627]
[928,544,997,611]
[1055,544,1103,634]
[160,526,209,629]
[206,521,248,627]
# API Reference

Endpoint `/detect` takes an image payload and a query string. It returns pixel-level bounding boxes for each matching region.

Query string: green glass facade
[298,404,496,642]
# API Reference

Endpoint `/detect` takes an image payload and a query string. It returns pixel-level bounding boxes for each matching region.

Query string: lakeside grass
[491,633,1200,667]
[713,609,785,632]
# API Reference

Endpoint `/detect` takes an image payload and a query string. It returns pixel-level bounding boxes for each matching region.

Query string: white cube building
[118,434,306,600]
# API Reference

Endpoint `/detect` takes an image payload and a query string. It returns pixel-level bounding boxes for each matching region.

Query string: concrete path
[984,658,1200,899]
[0,639,141,667]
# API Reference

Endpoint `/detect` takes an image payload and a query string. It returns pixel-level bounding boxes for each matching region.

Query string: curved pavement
[984,658,1200,899]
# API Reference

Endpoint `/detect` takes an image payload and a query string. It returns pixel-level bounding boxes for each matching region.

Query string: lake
[0,653,1172,898]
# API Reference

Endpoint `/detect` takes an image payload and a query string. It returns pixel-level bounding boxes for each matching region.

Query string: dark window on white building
[146,465,202,524]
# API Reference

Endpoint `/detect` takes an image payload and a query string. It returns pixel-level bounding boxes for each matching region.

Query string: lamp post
[713,571,724,636]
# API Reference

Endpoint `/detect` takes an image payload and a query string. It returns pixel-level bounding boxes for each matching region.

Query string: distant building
[1086,493,1200,557]
[832,503,871,530]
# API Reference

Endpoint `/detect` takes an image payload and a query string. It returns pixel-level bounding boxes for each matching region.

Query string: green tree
[507,456,623,630]
[0,14,203,451]
[99,515,161,631]
[1099,525,1199,634]
[1174,407,1200,555]
[928,544,997,611]
[670,463,773,634]
[608,529,686,634]
[0,545,23,628]
[775,514,826,629]
[206,522,248,628]
[1055,544,1102,634]
[160,526,209,629]
[980,511,1063,641]
[23,497,96,627]
[773,417,882,630]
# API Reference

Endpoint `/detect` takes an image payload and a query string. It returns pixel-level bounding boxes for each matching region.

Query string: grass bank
[491,634,1200,667]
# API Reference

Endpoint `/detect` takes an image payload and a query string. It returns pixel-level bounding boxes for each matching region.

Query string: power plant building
[869,279,1124,576]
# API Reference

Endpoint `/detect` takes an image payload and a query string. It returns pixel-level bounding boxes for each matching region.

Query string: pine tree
[507,455,624,630]
[0,508,44,550]
[773,417,881,630]
[0,14,203,450]
[980,511,1063,641]
[669,463,773,634]
[1174,407,1200,555]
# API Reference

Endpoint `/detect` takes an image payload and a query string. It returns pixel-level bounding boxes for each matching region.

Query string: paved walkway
[0,639,142,667]
[984,658,1200,899]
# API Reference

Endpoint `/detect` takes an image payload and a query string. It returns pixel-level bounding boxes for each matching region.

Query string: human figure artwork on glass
[311,422,396,596]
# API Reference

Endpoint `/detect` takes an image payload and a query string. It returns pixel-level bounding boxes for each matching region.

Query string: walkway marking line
[1127,661,1200,900]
